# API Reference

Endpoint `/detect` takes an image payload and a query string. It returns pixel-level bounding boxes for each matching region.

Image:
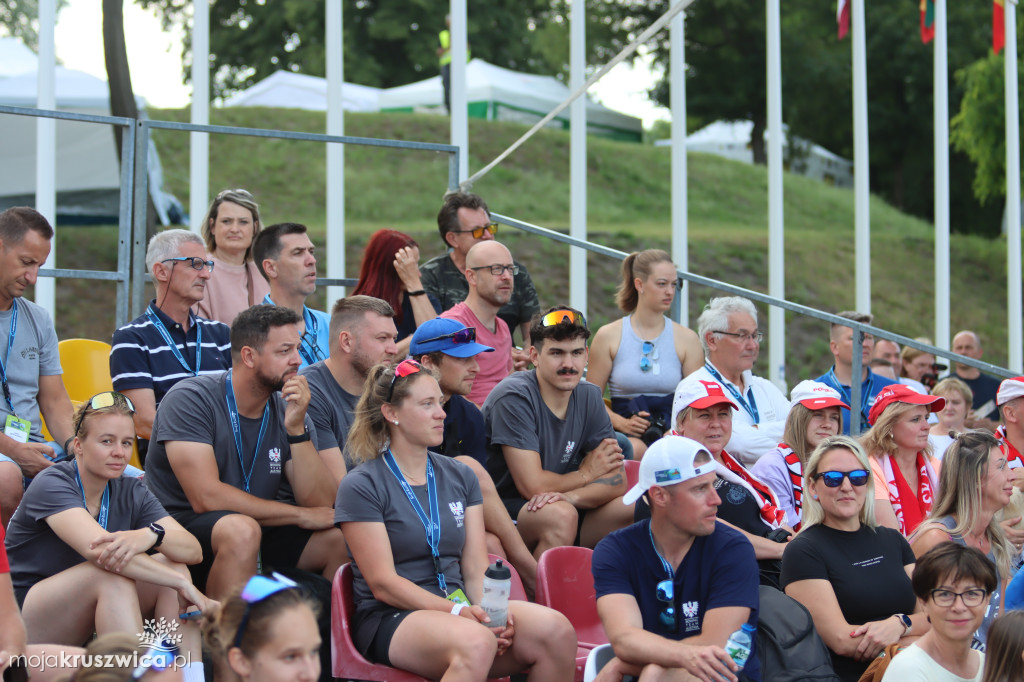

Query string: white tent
[378,59,643,142]
[223,70,381,112]
[0,42,181,224]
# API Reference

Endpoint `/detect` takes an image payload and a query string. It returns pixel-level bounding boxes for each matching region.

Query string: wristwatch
[287,428,312,444]
[148,522,165,548]
[894,613,912,636]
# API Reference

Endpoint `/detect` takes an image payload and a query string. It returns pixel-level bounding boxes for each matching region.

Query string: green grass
[49,106,1020,383]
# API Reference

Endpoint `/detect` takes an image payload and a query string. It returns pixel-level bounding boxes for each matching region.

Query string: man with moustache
[253,222,331,369]
[590,436,761,682]
[144,305,344,599]
[483,307,633,558]
[440,240,517,405]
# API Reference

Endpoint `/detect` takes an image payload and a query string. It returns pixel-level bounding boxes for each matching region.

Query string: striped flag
[838,0,850,39]
[920,0,935,44]
[995,0,1006,54]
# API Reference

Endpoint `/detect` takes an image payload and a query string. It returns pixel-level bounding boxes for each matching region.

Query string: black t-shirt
[439,394,487,467]
[714,477,772,537]
[781,523,916,682]
[955,371,1002,421]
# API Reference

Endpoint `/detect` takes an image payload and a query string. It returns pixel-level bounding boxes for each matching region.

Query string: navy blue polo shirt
[439,394,487,467]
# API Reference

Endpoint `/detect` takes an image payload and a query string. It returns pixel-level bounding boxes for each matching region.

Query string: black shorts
[503,497,588,546]
[355,604,416,666]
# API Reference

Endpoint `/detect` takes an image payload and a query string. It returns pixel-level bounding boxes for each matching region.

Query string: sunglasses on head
[386,359,424,402]
[421,327,477,346]
[131,638,178,680]
[540,309,587,329]
[233,573,300,649]
[815,469,870,487]
[74,391,137,436]
[656,579,678,632]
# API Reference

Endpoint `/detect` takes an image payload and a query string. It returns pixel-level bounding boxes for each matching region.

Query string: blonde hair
[900,343,934,379]
[57,633,145,682]
[616,249,674,313]
[782,403,841,465]
[346,362,440,464]
[931,376,973,407]
[800,435,877,531]
[861,400,934,459]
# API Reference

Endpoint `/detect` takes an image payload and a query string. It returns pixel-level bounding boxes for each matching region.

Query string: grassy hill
[48,106,1019,381]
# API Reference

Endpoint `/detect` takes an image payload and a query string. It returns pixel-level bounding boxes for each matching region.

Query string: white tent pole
[934,0,950,354]
[570,0,587,318]
[34,0,57,318]
[190,0,209,233]
[326,0,346,308]
[450,0,468,182]
[767,0,785,391]
[1006,0,1023,372]
[670,12,688,327]
[852,0,871,315]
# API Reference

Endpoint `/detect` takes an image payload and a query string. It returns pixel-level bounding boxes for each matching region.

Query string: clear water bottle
[480,559,512,628]
[724,623,756,670]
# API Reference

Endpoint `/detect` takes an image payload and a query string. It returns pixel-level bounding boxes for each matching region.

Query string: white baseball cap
[671,378,738,429]
[623,435,717,505]
[790,380,850,411]
[997,377,1024,406]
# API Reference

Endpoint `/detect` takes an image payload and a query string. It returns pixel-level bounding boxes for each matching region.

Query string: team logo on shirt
[682,600,700,632]
[449,501,465,527]
[268,448,282,474]
[560,440,577,463]
[20,346,39,361]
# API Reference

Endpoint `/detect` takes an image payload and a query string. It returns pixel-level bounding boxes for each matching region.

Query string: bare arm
[37,374,74,446]
[674,324,705,378]
[314,445,348,489]
[588,323,649,438]
[909,526,951,559]
[280,375,337,507]
[717,519,788,560]
[120,388,156,440]
[503,438,624,500]
[0,572,27,667]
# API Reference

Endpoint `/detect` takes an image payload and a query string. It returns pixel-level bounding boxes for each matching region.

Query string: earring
[811,495,818,500]
[393,420,399,425]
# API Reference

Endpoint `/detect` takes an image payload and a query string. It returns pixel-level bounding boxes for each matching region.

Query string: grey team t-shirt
[300,360,359,466]
[144,372,316,512]
[482,369,615,500]
[5,460,167,590]
[0,298,62,442]
[334,453,482,608]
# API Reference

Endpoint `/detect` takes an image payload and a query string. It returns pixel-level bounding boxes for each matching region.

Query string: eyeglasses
[452,223,499,239]
[469,263,519,277]
[540,309,587,329]
[131,637,178,680]
[420,327,477,346]
[233,573,300,649]
[815,469,870,487]
[74,391,137,436]
[387,359,424,402]
[713,330,763,344]
[161,256,215,273]
[640,340,660,374]
[656,579,678,632]
[300,331,327,362]
[930,588,988,607]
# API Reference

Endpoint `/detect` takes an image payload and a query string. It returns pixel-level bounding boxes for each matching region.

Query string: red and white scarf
[779,443,804,530]
[882,452,939,536]
[996,425,1024,470]
[719,450,787,528]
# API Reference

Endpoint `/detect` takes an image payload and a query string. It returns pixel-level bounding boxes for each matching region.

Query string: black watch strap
[148,522,165,548]
[287,428,312,444]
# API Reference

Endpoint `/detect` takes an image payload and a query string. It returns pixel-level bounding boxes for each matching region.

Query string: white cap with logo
[622,435,717,505]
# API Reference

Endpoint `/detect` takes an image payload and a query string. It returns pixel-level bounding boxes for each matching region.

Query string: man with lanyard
[686,296,790,466]
[252,222,331,369]
[110,229,231,465]
[814,311,897,435]
[0,207,76,527]
[591,436,761,682]
[143,305,343,600]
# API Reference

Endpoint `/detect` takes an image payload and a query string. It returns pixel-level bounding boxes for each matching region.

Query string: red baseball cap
[867,383,945,426]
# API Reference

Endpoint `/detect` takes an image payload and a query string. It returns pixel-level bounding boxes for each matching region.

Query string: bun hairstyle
[616,249,674,313]
[203,585,319,659]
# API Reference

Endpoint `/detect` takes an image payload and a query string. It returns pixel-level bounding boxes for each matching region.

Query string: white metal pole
[34,0,56,318]
[1006,0,1023,372]
[766,0,785,391]
[190,0,210,233]
[852,0,871,315]
[326,0,346,309]
[570,0,587,318]
[934,0,950,353]
[450,0,468,182]
[670,12,689,328]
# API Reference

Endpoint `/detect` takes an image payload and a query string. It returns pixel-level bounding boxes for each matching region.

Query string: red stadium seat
[624,459,641,489]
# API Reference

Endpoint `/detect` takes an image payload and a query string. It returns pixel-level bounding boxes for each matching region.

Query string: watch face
[151,523,165,533]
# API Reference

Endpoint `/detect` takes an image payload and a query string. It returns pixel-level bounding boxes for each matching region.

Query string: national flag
[920,0,935,44]
[837,0,850,39]
[994,0,1006,54]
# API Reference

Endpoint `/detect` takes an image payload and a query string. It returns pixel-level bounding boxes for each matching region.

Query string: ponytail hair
[346,361,439,464]
[615,249,674,313]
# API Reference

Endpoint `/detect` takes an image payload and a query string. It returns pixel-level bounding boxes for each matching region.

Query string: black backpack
[756,585,840,682]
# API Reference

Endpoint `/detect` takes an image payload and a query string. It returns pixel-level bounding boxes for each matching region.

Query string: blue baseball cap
[410,318,494,358]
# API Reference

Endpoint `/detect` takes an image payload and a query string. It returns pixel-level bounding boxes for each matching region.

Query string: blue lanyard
[827,367,873,425]
[224,370,270,494]
[0,299,18,415]
[648,523,674,581]
[74,460,110,530]
[382,450,447,595]
[146,304,202,376]
[704,362,760,422]
[263,295,324,365]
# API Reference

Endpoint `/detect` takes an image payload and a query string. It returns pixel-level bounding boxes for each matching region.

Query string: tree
[0,0,68,51]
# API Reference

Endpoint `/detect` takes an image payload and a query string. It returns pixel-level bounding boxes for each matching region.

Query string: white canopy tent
[223,69,381,112]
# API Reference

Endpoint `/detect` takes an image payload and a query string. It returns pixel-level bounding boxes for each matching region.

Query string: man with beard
[483,307,633,558]
[253,222,331,369]
[144,305,344,599]
[440,240,517,405]
[300,295,398,485]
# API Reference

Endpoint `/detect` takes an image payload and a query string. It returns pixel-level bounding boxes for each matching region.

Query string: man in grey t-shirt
[146,305,344,599]
[0,208,75,526]
[300,295,398,486]
[482,306,633,558]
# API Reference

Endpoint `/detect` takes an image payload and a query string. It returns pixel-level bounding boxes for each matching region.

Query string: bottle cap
[741,623,756,634]
[485,559,511,580]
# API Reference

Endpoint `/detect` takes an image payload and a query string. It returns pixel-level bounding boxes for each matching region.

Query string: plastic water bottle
[480,559,512,628]
[724,623,756,671]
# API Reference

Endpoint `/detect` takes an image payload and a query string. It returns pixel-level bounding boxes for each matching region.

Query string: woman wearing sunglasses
[588,249,704,459]
[335,359,577,680]
[204,573,320,682]
[861,384,946,536]
[4,392,211,677]
[352,229,442,349]
[909,430,1016,649]
[879,543,996,682]
[782,436,925,682]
